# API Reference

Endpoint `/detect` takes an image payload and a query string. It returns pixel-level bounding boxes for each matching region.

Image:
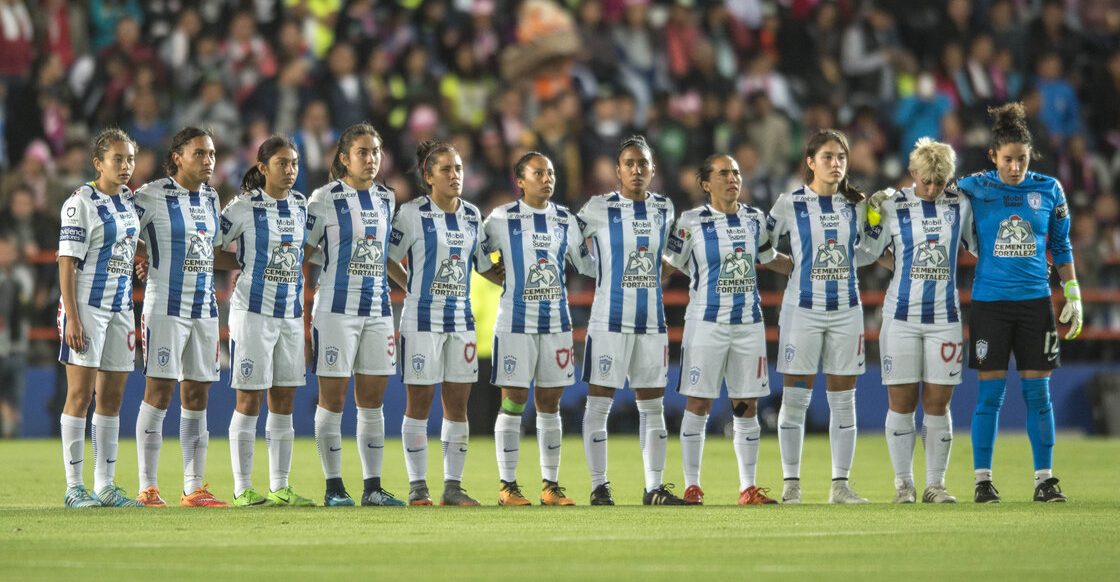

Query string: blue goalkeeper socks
[971,378,1007,471]
[1022,377,1056,471]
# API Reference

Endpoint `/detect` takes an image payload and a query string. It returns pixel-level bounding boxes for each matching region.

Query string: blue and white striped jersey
[306,180,396,317]
[768,187,873,311]
[389,196,493,333]
[58,183,139,312]
[132,177,220,319]
[861,187,976,324]
[219,189,308,318]
[577,192,675,334]
[482,200,595,334]
[664,203,777,325]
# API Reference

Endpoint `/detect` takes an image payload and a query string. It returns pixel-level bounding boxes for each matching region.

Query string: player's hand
[134,255,149,282]
[867,189,894,226]
[1059,280,1083,340]
[65,316,86,353]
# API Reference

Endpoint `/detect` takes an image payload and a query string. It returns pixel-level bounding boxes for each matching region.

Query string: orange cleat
[180,484,230,507]
[540,481,576,506]
[738,485,779,505]
[683,484,704,505]
[136,486,167,507]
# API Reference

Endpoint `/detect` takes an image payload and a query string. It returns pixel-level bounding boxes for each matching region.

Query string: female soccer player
[306,124,404,507]
[218,136,313,507]
[482,152,594,506]
[664,154,793,506]
[57,129,143,507]
[388,139,500,506]
[768,130,877,504]
[955,103,1079,503]
[132,127,228,507]
[863,138,976,503]
[578,135,683,506]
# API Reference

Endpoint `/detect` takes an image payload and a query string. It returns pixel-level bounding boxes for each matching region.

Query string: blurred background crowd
[1,0,1119,436]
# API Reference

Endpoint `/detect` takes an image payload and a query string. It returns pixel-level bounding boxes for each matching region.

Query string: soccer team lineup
[57,99,1080,510]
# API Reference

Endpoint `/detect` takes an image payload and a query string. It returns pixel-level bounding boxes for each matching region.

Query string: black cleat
[974,480,1001,503]
[643,483,687,506]
[590,482,615,506]
[1033,477,1068,502]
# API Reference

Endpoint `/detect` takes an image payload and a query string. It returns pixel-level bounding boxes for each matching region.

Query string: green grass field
[2,433,1119,580]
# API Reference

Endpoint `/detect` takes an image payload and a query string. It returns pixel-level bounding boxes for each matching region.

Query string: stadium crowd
[1,0,1119,437]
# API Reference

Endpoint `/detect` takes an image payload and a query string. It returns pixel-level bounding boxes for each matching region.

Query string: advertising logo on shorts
[810,239,849,281]
[688,366,701,386]
[523,258,562,301]
[411,353,426,374]
[598,355,613,377]
[265,242,300,283]
[239,358,254,378]
[975,339,989,363]
[911,237,951,281]
[503,355,517,376]
[348,235,385,278]
[157,347,171,368]
[431,255,467,297]
[994,215,1036,257]
[184,229,214,273]
[324,346,339,367]
[622,246,657,288]
[716,247,756,294]
[883,356,893,376]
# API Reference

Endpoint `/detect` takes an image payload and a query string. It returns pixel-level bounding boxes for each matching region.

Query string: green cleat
[96,484,143,507]
[232,488,275,507]
[65,485,102,508]
[268,486,315,507]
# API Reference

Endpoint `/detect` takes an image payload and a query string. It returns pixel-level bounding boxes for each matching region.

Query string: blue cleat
[362,488,406,506]
[96,484,144,507]
[324,490,355,507]
[65,485,102,508]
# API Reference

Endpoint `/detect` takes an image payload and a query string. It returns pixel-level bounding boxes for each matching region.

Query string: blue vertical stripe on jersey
[380,192,394,317]
[606,204,624,332]
[331,197,353,314]
[749,214,764,324]
[533,212,552,333]
[946,202,961,323]
[188,193,209,319]
[273,199,295,318]
[920,200,938,324]
[146,222,161,269]
[844,200,859,308]
[700,209,722,323]
[655,204,669,333]
[818,196,839,311]
[355,191,377,317]
[726,212,749,324]
[507,207,527,334]
[793,200,813,309]
[165,196,186,317]
[209,192,220,318]
[632,201,649,334]
[88,204,116,309]
[249,203,269,314]
[417,203,438,332]
[894,206,915,321]
[557,212,571,333]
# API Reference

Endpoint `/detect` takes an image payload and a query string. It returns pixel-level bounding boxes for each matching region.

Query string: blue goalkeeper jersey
[952,170,1072,302]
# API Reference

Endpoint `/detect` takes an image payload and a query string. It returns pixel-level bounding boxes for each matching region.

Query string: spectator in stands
[0,233,31,438]
[841,2,903,108]
[224,10,277,106]
[745,92,792,178]
[291,99,335,195]
[0,0,35,82]
[178,76,241,148]
[894,72,953,162]
[1035,52,1082,146]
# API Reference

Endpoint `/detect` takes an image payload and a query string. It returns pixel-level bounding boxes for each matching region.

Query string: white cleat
[922,485,958,504]
[829,480,869,504]
[893,480,917,504]
[781,480,801,504]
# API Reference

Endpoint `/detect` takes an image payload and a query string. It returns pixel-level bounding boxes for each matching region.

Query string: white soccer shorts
[679,320,770,399]
[57,302,135,372]
[491,331,575,388]
[399,330,478,385]
[581,326,668,390]
[879,318,964,385]
[141,311,220,382]
[777,305,866,376]
[311,310,397,377]
[229,310,306,390]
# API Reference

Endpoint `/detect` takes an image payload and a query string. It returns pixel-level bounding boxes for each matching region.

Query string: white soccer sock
[583,396,612,488]
[92,413,120,493]
[180,408,209,494]
[401,416,428,482]
[135,401,166,490]
[733,416,762,490]
[356,406,385,480]
[885,410,916,485]
[61,414,85,488]
[266,412,294,492]
[777,387,812,480]
[923,412,952,487]
[826,389,857,481]
[314,406,343,480]
[441,419,469,482]
[536,411,562,483]
[637,397,667,491]
[228,411,257,497]
[494,413,522,483]
[975,469,993,484]
[1035,469,1052,485]
[679,410,708,488]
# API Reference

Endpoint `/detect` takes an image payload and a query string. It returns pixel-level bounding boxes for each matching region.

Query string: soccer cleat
[96,484,144,507]
[267,486,315,507]
[682,484,704,505]
[738,485,779,505]
[829,480,869,504]
[642,483,687,506]
[922,485,957,504]
[408,481,432,506]
[232,488,274,507]
[440,480,480,506]
[781,480,801,504]
[540,480,576,506]
[64,485,102,508]
[498,480,531,506]
[893,480,917,504]
[324,490,356,507]
[180,484,229,507]
[362,488,406,507]
[136,486,167,507]
[1033,477,1068,503]
[974,480,1001,503]
[589,482,615,506]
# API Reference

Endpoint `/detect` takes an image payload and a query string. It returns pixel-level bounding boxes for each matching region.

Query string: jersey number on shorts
[940,341,965,363]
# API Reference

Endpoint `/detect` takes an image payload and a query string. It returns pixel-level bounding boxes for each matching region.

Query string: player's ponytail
[414,139,458,193]
[165,126,213,176]
[696,153,733,199]
[616,135,653,165]
[513,151,547,181]
[988,102,1038,158]
[330,123,381,181]
[90,128,137,179]
[241,134,298,193]
[803,129,864,203]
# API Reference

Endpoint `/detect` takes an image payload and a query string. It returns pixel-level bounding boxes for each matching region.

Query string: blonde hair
[908,137,957,184]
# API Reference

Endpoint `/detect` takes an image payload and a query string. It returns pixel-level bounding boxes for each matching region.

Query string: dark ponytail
[90,128,137,179]
[513,150,547,181]
[414,139,458,193]
[165,126,213,176]
[241,134,298,193]
[696,153,732,198]
[987,102,1037,158]
[804,129,864,203]
[616,134,652,164]
[330,123,382,181]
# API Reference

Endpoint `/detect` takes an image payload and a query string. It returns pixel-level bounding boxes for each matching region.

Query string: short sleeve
[565,214,596,277]
[576,197,600,239]
[387,204,416,263]
[663,216,695,270]
[754,212,778,264]
[959,197,977,254]
[58,195,89,259]
[218,198,246,251]
[767,193,791,238]
[473,219,494,273]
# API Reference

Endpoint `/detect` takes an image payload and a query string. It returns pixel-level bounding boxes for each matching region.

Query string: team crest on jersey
[239,358,254,378]
[975,339,989,363]
[503,355,517,375]
[66,206,77,218]
[944,208,957,225]
[348,235,385,277]
[839,205,853,221]
[1028,192,1042,210]
[622,246,657,288]
[994,215,1036,257]
[911,237,951,281]
[523,258,562,301]
[432,255,468,297]
[157,347,171,368]
[883,356,893,376]
[411,353,426,374]
[784,344,796,363]
[265,242,300,283]
[716,248,756,294]
[184,229,214,273]
[598,355,613,376]
[324,346,339,367]
[688,366,701,386]
[810,239,849,281]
